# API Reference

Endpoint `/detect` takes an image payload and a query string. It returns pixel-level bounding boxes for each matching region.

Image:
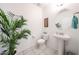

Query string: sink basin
[53,33,71,40]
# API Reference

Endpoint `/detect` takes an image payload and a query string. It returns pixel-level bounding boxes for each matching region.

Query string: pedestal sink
[53,32,71,55]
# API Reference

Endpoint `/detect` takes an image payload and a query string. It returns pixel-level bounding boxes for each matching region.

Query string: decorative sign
[44,18,48,27]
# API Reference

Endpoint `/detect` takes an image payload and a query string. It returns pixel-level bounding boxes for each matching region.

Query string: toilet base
[36,42,46,49]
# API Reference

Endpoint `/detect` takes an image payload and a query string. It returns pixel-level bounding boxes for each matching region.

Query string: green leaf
[12,17,26,31]
[16,29,31,39]
[1,28,9,37]
[0,8,9,26]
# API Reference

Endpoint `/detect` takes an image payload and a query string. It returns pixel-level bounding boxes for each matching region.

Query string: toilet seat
[37,39,45,44]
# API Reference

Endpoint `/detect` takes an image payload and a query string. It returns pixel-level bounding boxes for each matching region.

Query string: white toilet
[37,39,46,48]
[36,32,49,48]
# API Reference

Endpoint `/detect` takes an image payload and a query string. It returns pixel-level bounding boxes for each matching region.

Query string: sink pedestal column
[57,38,64,55]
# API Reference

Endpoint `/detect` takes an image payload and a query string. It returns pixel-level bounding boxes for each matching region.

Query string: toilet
[36,39,46,48]
[36,32,49,48]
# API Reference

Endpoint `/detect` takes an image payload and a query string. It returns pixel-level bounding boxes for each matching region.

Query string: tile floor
[16,44,57,55]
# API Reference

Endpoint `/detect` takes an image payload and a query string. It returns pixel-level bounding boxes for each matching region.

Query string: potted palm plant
[0,9,31,55]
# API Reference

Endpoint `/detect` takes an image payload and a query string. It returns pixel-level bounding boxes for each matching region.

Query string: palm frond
[1,28,10,37]
[15,29,30,39]
[0,9,9,26]
[12,17,26,31]
[0,15,10,37]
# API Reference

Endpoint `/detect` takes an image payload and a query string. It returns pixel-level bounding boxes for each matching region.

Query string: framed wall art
[44,17,48,27]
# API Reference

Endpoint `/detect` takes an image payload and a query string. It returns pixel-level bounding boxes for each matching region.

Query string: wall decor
[44,17,48,27]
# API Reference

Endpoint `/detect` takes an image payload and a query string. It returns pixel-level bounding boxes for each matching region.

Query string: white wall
[42,3,79,54]
[0,3,43,53]
[42,4,58,50]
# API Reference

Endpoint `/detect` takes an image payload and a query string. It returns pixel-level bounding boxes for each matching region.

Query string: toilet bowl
[36,39,46,48]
